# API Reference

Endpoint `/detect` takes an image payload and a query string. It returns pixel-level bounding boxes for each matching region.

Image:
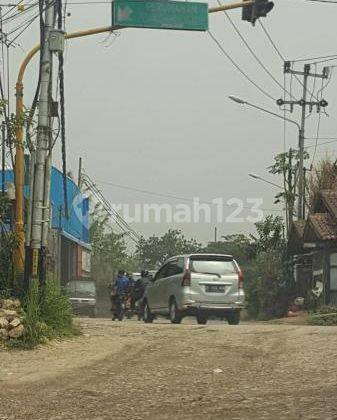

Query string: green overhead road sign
[112,0,209,31]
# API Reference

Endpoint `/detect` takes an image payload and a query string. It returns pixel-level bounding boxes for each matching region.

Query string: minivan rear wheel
[143,301,154,324]
[226,310,241,325]
[169,298,182,324]
[196,314,208,325]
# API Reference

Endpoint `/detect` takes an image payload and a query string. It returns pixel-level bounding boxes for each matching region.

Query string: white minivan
[143,253,245,325]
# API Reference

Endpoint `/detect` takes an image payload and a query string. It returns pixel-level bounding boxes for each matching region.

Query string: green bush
[9,279,79,349]
[244,250,294,320]
[308,306,337,326]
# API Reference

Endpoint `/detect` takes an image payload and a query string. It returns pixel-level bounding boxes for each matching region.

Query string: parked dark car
[65,280,97,317]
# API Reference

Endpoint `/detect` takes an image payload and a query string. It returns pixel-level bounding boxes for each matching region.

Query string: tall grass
[9,279,80,349]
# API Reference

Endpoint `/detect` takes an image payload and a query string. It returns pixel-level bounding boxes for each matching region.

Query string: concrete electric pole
[27,0,64,283]
[277,62,329,220]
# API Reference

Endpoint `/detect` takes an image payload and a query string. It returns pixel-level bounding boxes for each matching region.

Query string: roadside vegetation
[6,279,79,349]
[308,306,337,326]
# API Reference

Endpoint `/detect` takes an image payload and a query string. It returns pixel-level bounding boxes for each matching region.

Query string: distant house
[0,167,91,285]
[289,190,337,306]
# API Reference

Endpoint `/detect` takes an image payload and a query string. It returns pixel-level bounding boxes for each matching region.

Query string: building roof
[313,190,337,217]
[0,167,90,245]
[306,212,337,241]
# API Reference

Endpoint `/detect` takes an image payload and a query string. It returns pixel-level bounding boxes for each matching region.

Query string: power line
[217,3,295,100]
[207,30,276,102]
[258,19,320,102]
[311,56,337,66]
[1,2,38,25]
[291,54,337,63]
[305,139,337,149]
[306,137,337,140]
[1,0,25,19]
[258,19,284,61]
[309,67,333,166]
[81,172,142,242]
[57,0,69,219]
[92,178,285,213]
[7,11,40,44]
[306,0,337,3]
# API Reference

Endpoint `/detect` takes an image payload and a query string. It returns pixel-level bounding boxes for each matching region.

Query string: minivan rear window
[189,257,237,276]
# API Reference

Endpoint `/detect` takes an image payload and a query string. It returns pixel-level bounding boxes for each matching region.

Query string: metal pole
[208,1,254,13]
[1,122,5,194]
[297,64,310,220]
[29,0,55,280]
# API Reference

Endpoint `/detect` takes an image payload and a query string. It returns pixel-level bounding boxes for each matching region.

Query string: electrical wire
[6,11,40,45]
[306,0,337,3]
[304,139,337,149]
[25,0,45,151]
[310,110,322,167]
[282,72,286,152]
[57,0,69,219]
[258,19,284,62]
[207,30,276,102]
[258,19,320,102]
[291,54,337,63]
[91,178,285,213]
[1,1,38,25]
[311,56,337,66]
[217,2,296,100]
[4,5,39,33]
[306,137,337,140]
[309,67,333,166]
[81,173,141,242]
[305,63,317,119]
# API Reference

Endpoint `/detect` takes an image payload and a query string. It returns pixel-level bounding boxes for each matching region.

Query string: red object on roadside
[290,304,300,313]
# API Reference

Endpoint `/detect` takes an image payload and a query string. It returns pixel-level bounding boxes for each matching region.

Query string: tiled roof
[308,212,337,241]
[320,190,337,218]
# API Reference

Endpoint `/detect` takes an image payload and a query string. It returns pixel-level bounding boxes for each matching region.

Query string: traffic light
[242,0,274,25]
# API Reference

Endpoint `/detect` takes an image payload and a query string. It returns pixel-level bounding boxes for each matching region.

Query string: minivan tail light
[181,269,191,287]
[238,270,244,289]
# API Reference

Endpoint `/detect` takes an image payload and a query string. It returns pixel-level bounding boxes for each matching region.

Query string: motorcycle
[111,292,130,321]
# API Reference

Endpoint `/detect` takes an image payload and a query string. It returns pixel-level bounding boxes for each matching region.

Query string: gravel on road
[1,318,337,420]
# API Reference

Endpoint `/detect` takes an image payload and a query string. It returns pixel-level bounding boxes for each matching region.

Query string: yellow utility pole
[14,26,116,270]
[14,0,254,271]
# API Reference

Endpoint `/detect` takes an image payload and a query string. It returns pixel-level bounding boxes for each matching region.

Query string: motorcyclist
[115,270,130,294]
[111,270,130,321]
[133,270,151,319]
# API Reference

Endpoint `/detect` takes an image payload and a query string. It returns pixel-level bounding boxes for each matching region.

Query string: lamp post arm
[244,100,301,131]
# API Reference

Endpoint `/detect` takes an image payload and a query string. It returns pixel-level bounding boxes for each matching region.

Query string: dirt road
[1,318,337,420]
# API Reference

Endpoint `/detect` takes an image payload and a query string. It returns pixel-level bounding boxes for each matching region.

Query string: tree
[269,148,309,235]
[250,214,285,254]
[203,234,254,269]
[90,214,136,287]
[244,215,293,319]
[136,229,202,268]
[244,249,293,319]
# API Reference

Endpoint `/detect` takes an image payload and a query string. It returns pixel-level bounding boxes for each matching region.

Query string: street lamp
[228,95,305,220]
[248,173,282,189]
[228,95,300,130]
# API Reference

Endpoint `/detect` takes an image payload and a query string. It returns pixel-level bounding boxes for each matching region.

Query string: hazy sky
[6,0,337,244]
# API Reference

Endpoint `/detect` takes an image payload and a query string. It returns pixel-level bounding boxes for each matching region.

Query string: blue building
[0,167,91,284]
